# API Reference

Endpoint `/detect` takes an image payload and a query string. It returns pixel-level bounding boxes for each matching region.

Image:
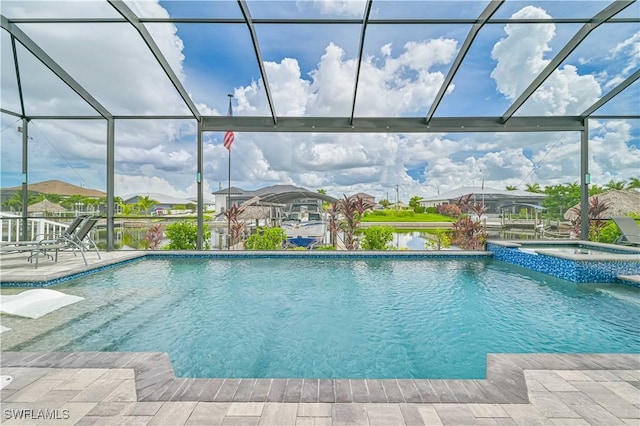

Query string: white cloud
[491,6,555,100]
[1,1,638,205]
[306,0,366,17]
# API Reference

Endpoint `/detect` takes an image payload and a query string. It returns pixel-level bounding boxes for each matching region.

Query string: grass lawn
[361,211,455,223]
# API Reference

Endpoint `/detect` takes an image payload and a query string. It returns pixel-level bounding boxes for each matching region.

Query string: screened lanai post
[20,118,29,240]
[107,118,115,251]
[580,122,590,240]
[196,120,204,250]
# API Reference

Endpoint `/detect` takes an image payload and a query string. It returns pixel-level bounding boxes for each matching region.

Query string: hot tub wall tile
[487,243,640,283]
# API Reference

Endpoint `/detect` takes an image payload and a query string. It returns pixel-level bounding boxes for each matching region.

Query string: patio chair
[612,216,640,246]
[57,214,89,239]
[41,217,101,265]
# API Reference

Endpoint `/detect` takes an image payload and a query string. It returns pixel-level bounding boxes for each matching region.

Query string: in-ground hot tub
[487,240,640,283]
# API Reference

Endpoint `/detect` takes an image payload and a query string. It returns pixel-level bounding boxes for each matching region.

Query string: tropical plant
[505,185,517,191]
[605,180,626,191]
[353,194,374,215]
[3,190,39,211]
[524,183,542,193]
[543,183,581,219]
[361,225,394,250]
[409,196,423,212]
[435,204,462,218]
[424,229,451,251]
[569,196,610,241]
[136,196,159,215]
[144,224,164,250]
[378,199,391,208]
[164,221,211,250]
[451,217,487,250]
[337,194,360,250]
[595,221,621,244]
[451,194,488,250]
[223,204,246,248]
[245,227,286,250]
[457,194,488,220]
[626,177,640,189]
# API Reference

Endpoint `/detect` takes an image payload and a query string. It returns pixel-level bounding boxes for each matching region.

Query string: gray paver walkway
[1,353,638,425]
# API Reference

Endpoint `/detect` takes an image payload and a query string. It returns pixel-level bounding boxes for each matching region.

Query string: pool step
[8,287,162,352]
[617,275,640,286]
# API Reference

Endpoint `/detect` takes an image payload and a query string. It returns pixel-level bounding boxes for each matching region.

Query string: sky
[1,0,639,204]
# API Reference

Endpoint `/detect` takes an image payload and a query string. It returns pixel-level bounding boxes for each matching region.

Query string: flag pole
[227,93,233,250]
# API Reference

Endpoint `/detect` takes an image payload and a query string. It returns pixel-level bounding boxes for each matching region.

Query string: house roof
[4,180,105,198]
[213,185,338,204]
[421,186,546,202]
[121,193,194,205]
[211,186,247,195]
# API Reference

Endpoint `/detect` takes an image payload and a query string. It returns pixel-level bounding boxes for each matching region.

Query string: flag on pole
[223,131,234,150]
[224,94,234,150]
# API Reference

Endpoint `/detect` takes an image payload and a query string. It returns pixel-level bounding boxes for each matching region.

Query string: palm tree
[525,183,542,193]
[136,196,159,215]
[605,180,626,191]
[3,190,39,211]
[626,177,640,190]
[505,185,517,191]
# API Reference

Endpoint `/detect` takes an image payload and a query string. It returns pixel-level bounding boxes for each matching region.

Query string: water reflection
[392,232,429,250]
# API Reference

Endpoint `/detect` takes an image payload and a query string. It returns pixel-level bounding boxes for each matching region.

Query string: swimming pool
[1,256,638,379]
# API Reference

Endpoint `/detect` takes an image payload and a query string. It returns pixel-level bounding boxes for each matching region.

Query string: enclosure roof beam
[580,69,640,119]
[1,15,112,120]
[500,0,635,123]
[107,0,201,121]
[10,36,25,117]
[238,0,278,125]
[202,116,584,133]
[0,108,23,118]
[426,0,504,123]
[349,0,373,124]
[9,17,640,24]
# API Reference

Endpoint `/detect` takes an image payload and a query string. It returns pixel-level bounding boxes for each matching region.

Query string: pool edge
[1,351,637,404]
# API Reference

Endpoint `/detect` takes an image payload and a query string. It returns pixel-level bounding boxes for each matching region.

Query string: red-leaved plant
[144,224,164,250]
[450,194,488,250]
[569,196,610,240]
[336,194,373,250]
[224,204,247,249]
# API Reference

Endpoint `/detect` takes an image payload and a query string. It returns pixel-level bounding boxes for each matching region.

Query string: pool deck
[1,352,639,425]
[1,250,639,424]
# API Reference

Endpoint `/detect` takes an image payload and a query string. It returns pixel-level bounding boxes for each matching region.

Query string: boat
[281,201,327,248]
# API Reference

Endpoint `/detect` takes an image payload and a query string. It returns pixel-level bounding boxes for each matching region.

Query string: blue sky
[0,0,638,203]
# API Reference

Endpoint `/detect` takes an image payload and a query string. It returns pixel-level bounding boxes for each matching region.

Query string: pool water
[2,257,639,379]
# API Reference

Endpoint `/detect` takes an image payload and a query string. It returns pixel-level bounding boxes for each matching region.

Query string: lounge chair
[0,216,100,269]
[51,217,101,262]
[0,238,67,269]
[612,216,640,246]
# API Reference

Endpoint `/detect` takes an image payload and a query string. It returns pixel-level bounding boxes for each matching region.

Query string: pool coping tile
[3,352,637,404]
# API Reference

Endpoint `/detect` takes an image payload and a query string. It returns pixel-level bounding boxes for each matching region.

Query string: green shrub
[245,227,286,250]
[426,207,436,214]
[164,221,211,250]
[424,228,451,250]
[314,244,336,251]
[595,221,621,244]
[361,225,394,250]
